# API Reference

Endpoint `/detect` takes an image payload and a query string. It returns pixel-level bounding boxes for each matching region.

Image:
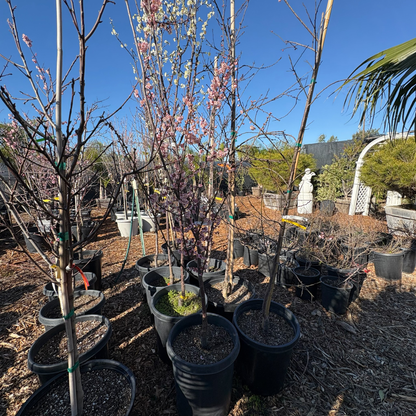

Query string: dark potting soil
[237,309,294,346]
[34,320,107,364]
[141,258,169,268]
[151,276,181,287]
[172,323,234,365]
[296,268,318,277]
[321,276,350,289]
[44,294,102,319]
[155,290,201,317]
[27,368,131,416]
[205,280,251,305]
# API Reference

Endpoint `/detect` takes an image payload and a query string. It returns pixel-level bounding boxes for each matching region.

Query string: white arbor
[348,133,409,215]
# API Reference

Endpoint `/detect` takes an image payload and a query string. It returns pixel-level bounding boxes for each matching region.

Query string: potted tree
[0,1,141,413]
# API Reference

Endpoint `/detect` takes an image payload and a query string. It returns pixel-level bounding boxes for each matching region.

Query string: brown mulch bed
[1,196,416,415]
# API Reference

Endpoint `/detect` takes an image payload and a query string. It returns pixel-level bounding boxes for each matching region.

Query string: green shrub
[248,145,316,193]
[360,137,416,199]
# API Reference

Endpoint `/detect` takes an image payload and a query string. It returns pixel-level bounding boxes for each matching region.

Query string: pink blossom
[250,125,255,131]
[22,34,32,48]
[139,41,149,53]
[134,89,140,98]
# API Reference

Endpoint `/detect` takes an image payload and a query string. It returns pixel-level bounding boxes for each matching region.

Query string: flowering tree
[112,0,237,345]
[0,1,145,414]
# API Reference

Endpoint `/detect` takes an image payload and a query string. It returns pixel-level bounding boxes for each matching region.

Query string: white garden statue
[297,168,315,214]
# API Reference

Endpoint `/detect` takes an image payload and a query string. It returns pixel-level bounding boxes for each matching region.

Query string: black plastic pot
[326,267,367,303]
[277,257,300,286]
[73,249,103,290]
[28,315,112,384]
[204,275,255,322]
[38,290,105,331]
[17,359,136,416]
[42,272,97,301]
[295,253,322,273]
[233,299,300,396]
[402,247,416,274]
[320,276,353,314]
[243,244,258,267]
[258,252,278,277]
[320,200,335,216]
[186,258,226,286]
[142,266,189,305]
[24,227,46,253]
[149,283,202,364]
[135,253,174,278]
[294,267,320,301]
[372,251,403,280]
[166,313,240,416]
[71,221,95,243]
[233,238,244,259]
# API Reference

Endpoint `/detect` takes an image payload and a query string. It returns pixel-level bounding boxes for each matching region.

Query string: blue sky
[0,0,415,145]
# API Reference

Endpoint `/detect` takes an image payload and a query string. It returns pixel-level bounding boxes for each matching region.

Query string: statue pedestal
[297,193,313,214]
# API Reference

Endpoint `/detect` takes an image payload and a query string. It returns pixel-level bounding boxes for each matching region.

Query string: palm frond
[341,37,416,134]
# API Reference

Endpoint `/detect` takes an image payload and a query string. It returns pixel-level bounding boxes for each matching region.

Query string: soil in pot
[142,266,189,305]
[154,290,202,317]
[172,323,234,365]
[18,360,134,416]
[237,309,294,346]
[42,292,102,319]
[34,319,107,365]
[204,277,254,321]
[28,315,112,384]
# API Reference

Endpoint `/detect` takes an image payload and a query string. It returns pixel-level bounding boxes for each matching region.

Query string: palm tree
[342,37,416,135]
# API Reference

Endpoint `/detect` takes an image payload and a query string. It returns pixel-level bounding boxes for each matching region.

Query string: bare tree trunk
[55,1,83,414]
[224,0,236,297]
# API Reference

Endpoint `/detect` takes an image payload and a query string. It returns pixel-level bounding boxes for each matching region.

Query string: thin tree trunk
[224,0,236,297]
[55,1,83,414]
[262,0,334,331]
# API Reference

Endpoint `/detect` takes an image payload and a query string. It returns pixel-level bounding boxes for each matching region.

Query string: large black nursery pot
[320,275,353,315]
[42,271,97,301]
[186,258,226,286]
[295,252,322,274]
[402,246,416,274]
[28,315,112,384]
[17,359,136,416]
[73,249,103,290]
[372,251,403,280]
[233,236,244,259]
[166,313,240,416]
[326,267,367,303]
[149,283,202,364]
[277,256,300,286]
[142,266,189,305]
[294,267,320,301]
[243,244,258,267]
[135,253,173,278]
[39,290,105,331]
[71,221,95,243]
[340,242,369,267]
[233,299,300,396]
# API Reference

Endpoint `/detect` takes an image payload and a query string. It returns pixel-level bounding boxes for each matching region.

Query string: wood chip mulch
[1,196,416,415]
